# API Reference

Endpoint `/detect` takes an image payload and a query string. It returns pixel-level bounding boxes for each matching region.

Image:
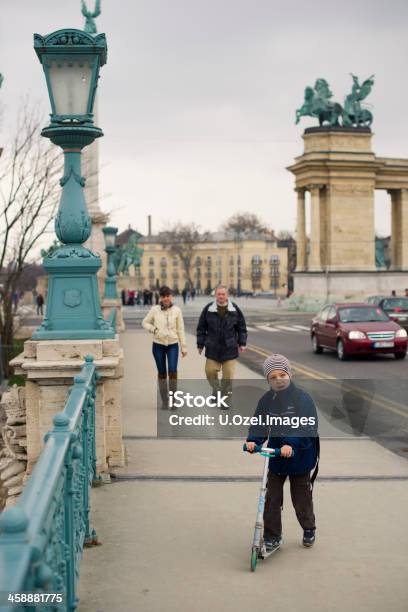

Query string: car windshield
[338,307,389,323]
[381,298,408,310]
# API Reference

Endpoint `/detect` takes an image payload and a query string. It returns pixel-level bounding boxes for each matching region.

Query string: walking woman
[142,285,187,407]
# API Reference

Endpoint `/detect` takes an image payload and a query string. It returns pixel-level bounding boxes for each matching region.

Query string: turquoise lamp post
[32,28,114,340]
[102,226,118,299]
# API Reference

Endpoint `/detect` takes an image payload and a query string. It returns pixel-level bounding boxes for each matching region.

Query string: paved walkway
[78,330,408,612]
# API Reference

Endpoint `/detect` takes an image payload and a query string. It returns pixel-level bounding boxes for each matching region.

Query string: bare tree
[159,223,208,290]
[0,102,62,377]
[222,212,272,237]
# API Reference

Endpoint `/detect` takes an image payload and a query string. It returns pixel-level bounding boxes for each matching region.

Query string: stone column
[83,98,110,293]
[389,190,400,269]
[295,188,306,271]
[400,189,408,270]
[309,185,323,271]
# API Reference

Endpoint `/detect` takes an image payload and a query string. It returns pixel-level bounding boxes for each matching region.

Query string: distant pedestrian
[181,288,188,304]
[12,291,19,312]
[143,289,149,306]
[196,285,247,398]
[405,288,408,298]
[391,290,397,297]
[121,289,127,306]
[128,290,135,306]
[142,286,187,408]
[245,354,319,550]
[36,293,44,316]
[191,287,196,300]
[155,291,159,305]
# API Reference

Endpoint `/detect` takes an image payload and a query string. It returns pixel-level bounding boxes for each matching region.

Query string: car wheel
[337,339,348,361]
[394,352,407,360]
[311,334,323,354]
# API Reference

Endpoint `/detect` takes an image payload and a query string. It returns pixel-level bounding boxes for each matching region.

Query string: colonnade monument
[288,75,408,299]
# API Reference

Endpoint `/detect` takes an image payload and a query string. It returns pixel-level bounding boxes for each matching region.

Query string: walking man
[196,285,247,399]
[36,293,44,316]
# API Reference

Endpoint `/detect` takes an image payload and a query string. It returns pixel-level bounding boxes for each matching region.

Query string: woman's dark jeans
[152,342,179,376]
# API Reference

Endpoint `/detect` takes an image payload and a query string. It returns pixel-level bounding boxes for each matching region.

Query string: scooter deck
[258,542,281,559]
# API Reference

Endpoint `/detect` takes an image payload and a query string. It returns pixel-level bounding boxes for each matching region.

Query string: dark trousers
[264,472,316,538]
[152,342,179,376]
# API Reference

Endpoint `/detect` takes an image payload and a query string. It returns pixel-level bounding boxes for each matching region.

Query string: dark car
[311,303,407,360]
[367,296,408,332]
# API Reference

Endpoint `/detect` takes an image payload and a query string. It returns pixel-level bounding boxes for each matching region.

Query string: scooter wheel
[250,548,258,572]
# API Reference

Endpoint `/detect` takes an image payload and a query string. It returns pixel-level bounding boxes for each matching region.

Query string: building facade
[118,229,289,296]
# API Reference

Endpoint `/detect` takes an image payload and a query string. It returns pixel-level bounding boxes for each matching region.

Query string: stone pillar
[295,188,306,271]
[83,98,110,293]
[400,189,408,270]
[309,185,322,271]
[10,338,125,475]
[389,190,400,270]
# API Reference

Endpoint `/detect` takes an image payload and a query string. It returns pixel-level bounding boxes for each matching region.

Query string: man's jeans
[263,472,316,538]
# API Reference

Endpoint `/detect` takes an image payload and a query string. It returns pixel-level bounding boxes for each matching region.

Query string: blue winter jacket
[246,382,319,475]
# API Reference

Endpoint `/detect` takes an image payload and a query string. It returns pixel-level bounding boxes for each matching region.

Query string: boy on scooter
[245,354,319,550]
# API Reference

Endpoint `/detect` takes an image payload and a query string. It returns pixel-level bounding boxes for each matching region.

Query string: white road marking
[256,325,279,332]
[275,325,303,332]
[292,325,311,331]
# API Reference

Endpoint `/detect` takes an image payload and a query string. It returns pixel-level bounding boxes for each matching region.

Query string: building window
[149,257,154,266]
[251,255,262,290]
[269,255,280,293]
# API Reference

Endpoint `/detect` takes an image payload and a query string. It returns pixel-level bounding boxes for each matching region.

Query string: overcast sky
[2,0,408,240]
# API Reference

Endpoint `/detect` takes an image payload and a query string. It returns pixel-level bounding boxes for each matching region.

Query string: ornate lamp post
[102,226,118,299]
[32,28,114,340]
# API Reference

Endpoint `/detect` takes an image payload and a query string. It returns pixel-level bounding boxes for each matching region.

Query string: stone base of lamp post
[101,298,125,332]
[10,336,125,475]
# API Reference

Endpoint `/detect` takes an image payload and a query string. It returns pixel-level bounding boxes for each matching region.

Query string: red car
[311,303,408,360]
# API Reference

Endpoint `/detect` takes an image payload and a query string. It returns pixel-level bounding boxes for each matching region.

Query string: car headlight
[396,329,408,338]
[348,331,366,340]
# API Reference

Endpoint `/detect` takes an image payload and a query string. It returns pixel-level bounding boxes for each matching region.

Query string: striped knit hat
[262,354,292,379]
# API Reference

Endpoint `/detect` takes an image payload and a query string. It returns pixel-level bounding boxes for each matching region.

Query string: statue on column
[295,74,374,128]
[81,0,101,34]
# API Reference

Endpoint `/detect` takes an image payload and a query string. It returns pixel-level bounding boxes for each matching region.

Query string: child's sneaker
[264,535,282,551]
[302,529,316,547]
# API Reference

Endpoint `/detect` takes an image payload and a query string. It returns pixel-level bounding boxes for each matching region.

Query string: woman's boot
[168,372,178,407]
[158,373,169,409]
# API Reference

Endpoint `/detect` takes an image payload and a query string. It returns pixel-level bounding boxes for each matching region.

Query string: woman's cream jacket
[142,304,187,352]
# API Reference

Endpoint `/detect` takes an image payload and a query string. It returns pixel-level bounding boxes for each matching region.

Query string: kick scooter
[243,443,294,572]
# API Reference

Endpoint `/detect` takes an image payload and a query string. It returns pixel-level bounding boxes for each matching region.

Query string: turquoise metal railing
[0,355,101,611]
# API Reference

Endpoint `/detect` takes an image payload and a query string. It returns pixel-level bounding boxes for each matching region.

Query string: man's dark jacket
[246,382,319,475]
[196,300,247,362]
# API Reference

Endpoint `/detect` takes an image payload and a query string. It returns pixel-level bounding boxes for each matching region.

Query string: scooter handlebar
[243,443,294,457]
